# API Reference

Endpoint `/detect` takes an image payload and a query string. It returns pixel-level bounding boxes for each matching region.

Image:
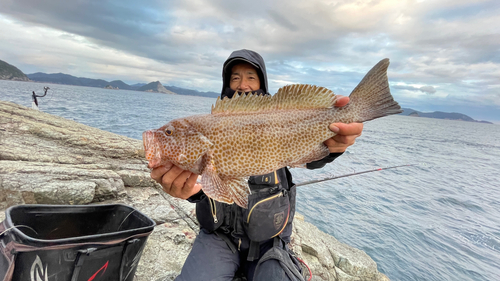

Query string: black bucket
[0,204,155,281]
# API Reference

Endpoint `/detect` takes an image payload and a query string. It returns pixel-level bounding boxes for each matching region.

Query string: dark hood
[221,49,269,98]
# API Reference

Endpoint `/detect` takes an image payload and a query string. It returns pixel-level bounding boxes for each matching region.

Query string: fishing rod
[295,164,417,187]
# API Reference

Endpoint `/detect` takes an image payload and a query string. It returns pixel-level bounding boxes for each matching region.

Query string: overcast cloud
[1,0,499,121]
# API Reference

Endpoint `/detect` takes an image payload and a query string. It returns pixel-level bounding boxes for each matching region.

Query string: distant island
[0,60,29,81]
[137,81,177,94]
[0,59,493,124]
[399,108,493,124]
[24,72,219,98]
[0,59,219,98]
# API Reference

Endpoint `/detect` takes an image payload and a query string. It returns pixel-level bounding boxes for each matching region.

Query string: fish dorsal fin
[211,84,337,114]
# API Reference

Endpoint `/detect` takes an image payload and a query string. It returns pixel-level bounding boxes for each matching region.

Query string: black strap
[276,168,290,189]
[253,237,305,281]
[71,248,97,281]
[273,236,282,248]
[247,241,260,261]
[214,230,237,254]
[70,245,123,281]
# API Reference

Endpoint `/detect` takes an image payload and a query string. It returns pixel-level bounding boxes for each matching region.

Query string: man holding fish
[145,49,400,280]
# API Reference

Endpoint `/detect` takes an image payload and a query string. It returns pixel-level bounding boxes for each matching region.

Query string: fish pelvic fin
[344,58,402,122]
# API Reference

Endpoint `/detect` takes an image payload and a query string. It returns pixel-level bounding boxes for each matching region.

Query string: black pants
[175,229,294,281]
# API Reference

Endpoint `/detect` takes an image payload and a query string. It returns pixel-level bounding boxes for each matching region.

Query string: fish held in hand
[143,59,402,208]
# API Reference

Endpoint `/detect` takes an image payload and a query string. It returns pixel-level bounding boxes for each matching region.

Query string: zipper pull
[209,198,219,223]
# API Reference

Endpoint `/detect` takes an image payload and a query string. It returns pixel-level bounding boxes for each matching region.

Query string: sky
[1,0,499,122]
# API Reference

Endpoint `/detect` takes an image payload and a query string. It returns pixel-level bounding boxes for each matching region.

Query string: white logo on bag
[30,255,48,281]
[124,244,146,280]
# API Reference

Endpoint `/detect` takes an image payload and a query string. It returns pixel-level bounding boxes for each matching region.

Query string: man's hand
[150,162,202,199]
[324,96,364,153]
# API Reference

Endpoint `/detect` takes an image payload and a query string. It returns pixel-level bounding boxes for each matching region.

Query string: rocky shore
[0,100,389,281]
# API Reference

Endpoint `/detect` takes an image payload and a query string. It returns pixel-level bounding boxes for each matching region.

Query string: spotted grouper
[143,58,402,208]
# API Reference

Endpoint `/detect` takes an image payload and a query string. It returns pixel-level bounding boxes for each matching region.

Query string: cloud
[419,86,436,94]
[0,0,499,121]
[393,84,436,94]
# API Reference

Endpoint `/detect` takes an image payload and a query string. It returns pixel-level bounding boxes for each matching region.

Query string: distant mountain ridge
[138,81,176,94]
[27,72,137,90]
[26,72,219,98]
[0,61,491,123]
[164,85,221,98]
[0,59,29,81]
[400,108,492,124]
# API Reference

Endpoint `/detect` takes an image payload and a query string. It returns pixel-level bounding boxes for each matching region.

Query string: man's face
[229,62,261,92]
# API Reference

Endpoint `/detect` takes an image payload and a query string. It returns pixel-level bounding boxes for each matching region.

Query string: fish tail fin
[346,58,402,122]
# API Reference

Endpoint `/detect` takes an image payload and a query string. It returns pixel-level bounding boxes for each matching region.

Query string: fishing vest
[195,167,296,261]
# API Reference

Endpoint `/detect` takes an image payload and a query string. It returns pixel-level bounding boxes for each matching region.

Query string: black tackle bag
[0,204,155,281]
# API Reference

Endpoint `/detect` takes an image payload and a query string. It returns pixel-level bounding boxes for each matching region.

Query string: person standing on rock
[150,49,364,281]
[32,86,49,110]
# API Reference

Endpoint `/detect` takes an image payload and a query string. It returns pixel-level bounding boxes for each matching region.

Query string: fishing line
[295,164,418,187]
[117,209,137,231]
[44,86,54,103]
[0,225,39,236]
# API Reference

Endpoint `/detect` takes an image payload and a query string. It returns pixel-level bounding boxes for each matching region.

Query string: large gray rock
[0,100,388,281]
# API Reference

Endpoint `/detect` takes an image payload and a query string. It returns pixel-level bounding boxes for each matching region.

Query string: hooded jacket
[220,49,270,99]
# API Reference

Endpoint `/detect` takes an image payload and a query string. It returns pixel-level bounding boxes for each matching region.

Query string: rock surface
[0,100,389,281]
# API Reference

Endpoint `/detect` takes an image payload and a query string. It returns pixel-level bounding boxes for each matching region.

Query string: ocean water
[2,80,500,281]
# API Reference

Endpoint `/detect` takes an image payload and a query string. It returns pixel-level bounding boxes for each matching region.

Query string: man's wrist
[187,190,205,203]
[306,152,344,170]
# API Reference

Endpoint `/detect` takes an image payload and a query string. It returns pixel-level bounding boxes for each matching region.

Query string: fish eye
[165,129,173,135]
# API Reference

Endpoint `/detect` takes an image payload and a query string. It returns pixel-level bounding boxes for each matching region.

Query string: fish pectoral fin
[201,161,233,204]
[223,177,251,209]
[200,152,251,208]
